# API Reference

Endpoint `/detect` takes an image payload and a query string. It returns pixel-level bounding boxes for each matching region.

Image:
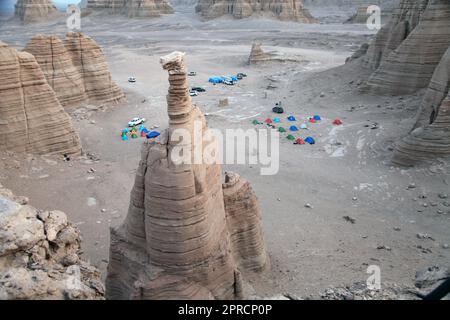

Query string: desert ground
[1,5,449,298]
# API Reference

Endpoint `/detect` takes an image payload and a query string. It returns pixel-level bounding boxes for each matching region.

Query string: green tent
[278,127,286,133]
[287,135,296,141]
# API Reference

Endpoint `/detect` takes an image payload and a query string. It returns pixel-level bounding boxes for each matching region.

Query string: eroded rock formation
[0,184,104,299]
[24,33,125,107]
[360,0,450,95]
[223,172,268,273]
[87,0,174,17]
[24,35,87,107]
[14,0,60,23]
[248,42,268,64]
[195,0,317,22]
[392,45,450,166]
[105,52,268,300]
[0,41,81,155]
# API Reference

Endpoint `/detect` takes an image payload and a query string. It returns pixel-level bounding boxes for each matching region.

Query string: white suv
[128,117,146,127]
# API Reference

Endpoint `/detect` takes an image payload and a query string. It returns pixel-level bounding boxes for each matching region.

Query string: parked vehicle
[191,87,206,92]
[189,90,199,96]
[128,117,146,127]
[223,79,235,85]
[188,71,197,76]
[128,76,137,83]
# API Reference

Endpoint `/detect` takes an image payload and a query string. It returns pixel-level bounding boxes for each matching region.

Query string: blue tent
[287,116,296,122]
[209,77,223,84]
[305,137,316,145]
[146,131,161,139]
[313,115,321,121]
[290,126,299,132]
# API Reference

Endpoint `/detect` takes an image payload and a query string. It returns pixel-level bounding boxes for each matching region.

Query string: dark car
[191,87,206,92]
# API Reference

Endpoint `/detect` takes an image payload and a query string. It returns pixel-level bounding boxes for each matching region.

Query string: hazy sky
[0,0,82,15]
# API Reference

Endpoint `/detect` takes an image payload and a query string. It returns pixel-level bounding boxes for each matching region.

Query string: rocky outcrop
[14,0,60,23]
[24,33,124,107]
[105,52,268,300]
[392,46,450,166]
[86,0,174,17]
[248,42,268,64]
[360,0,450,95]
[64,32,125,104]
[414,46,450,129]
[195,0,317,22]
[222,172,268,273]
[0,41,81,155]
[24,35,87,107]
[0,184,104,300]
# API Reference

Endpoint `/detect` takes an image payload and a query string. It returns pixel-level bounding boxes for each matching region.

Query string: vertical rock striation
[24,33,125,107]
[361,0,450,95]
[195,0,317,22]
[24,35,88,107]
[222,172,268,273]
[86,0,174,17]
[0,41,81,155]
[392,45,450,166]
[64,32,125,105]
[105,52,268,300]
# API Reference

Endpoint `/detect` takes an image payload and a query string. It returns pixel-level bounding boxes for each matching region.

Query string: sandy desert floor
[1,6,449,298]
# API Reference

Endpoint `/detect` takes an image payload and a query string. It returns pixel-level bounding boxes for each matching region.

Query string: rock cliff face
[195,0,317,22]
[86,0,174,17]
[222,172,268,273]
[392,45,450,166]
[0,184,104,300]
[14,0,60,23]
[24,35,87,107]
[361,0,450,95]
[0,41,81,156]
[105,52,268,300]
[24,33,125,107]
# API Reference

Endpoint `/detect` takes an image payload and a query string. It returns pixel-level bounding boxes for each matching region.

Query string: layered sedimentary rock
[24,35,87,107]
[105,52,268,300]
[195,0,317,22]
[64,32,125,104]
[222,172,268,273]
[248,42,268,64]
[0,41,81,155]
[392,46,450,166]
[24,33,124,107]
[392,94,450,166]
[362,0,428,71]
[14,0,59,22]
[87,0,174,17]
[0,184,104,299]
[361,0,450,95]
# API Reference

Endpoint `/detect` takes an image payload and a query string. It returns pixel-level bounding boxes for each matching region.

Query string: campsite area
[0,5,449,298]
